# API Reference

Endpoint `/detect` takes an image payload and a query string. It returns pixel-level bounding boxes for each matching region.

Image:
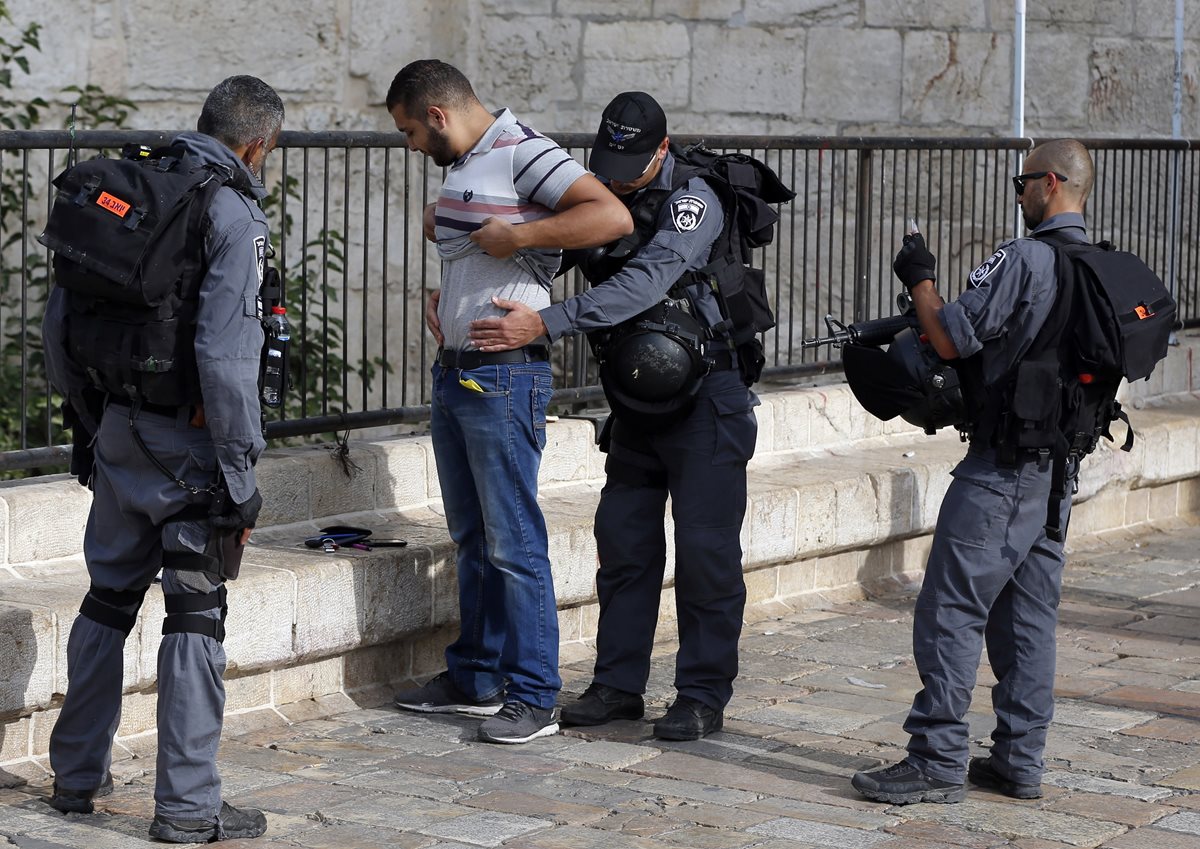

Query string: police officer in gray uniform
[469,92,758,740]
[852,139,1096,804]
[42,76,283,842]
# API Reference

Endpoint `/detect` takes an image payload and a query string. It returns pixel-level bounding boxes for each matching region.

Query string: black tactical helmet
[842,326,965,435]
[596,299,707,432]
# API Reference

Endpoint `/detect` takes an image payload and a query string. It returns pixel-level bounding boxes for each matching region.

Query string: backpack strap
[1045,435,1074,544]
[1028,232,1081,543]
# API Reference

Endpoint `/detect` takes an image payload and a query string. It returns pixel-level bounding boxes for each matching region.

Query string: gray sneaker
[477,700,559,744]
[393,672,504,716]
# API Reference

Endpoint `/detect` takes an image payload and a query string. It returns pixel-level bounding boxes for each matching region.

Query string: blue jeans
[430,361,560,709]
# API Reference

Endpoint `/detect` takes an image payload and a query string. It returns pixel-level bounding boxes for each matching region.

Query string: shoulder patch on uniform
[670,196,707,232]
[969,248,1006,287]
[254,235,266,287]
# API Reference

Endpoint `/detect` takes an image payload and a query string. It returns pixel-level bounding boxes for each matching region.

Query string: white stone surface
[1043,770,1176,801]
[0,601,55,714]
[0,0,1192,139]
[804,27,903,125]
[901,31,1012,129]
[581,21,690,111]
[1,478,91,563]
[691,24,806,116]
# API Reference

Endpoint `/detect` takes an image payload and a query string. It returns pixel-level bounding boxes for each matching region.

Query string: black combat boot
[560,682,644,726]
[148,801,267,842]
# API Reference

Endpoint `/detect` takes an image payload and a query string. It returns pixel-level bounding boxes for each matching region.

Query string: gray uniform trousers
[49,404,228,820]
[904,446,1073,785]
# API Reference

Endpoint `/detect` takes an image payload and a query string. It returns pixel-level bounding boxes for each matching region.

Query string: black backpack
[38,144,251,406]
[671,143,795,381]
[1005,233,1175,540]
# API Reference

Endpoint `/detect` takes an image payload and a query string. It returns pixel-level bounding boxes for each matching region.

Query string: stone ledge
[5,329,1199,566]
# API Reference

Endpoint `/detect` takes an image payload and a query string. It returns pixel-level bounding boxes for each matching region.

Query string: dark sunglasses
[1012,171,1068,196]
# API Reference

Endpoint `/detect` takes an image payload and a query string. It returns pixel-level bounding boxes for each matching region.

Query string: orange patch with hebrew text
[96,192,131,218]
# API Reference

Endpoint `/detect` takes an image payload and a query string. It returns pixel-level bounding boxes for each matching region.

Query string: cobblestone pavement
[3,520,1200,848]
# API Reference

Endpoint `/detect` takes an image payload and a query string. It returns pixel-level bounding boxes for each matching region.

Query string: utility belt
[108,398,201,424]
[706,348,738,372]
[436,345,549,370]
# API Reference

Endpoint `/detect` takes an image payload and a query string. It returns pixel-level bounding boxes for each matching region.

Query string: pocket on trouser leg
[710,388,757,465]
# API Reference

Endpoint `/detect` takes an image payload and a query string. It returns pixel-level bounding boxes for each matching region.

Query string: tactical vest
[39,145,254,408]
[579,143,794,384]
[958,229,1174,540]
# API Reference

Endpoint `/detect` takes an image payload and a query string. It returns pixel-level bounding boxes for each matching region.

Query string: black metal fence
[0,131,1196,470]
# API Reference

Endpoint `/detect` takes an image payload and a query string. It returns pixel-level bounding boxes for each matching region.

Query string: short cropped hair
[1031,138,1095,206]
[385,59,477,118]
[197,76,285,148]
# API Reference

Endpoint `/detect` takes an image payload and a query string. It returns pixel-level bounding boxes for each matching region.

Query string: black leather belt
[437,346,549,370]
[109,399,191,418]
[707,350,738,371]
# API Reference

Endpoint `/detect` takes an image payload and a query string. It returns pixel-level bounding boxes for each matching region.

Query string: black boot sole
[851,783,967,805]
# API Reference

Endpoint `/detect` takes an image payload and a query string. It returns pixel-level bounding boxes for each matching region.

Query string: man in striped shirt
[386,60,631,744]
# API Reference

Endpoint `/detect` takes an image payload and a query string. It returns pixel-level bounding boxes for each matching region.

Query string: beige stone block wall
[3,0,1195,138]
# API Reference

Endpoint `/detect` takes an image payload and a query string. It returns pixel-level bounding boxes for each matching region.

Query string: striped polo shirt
[435,108,587,352]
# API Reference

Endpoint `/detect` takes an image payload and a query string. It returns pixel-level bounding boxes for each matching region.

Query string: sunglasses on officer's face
[1012,171,1068,196]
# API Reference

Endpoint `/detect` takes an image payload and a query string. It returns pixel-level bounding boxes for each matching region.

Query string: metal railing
[0,131,1196,471]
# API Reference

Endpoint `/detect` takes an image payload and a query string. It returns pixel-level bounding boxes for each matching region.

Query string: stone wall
[6,0,1197,138]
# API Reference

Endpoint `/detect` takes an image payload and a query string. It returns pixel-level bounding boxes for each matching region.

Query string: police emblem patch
[671,196,707,232]
[969,248,1006,287]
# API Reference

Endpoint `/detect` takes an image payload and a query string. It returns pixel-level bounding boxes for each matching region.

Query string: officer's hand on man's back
[893,234,937,291]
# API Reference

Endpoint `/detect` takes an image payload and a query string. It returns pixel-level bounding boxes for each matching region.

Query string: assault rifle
[800,292,919,351]
[800,312,918,351]
[799,293,965,435]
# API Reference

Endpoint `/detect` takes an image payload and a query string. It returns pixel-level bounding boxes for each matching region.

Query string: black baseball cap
[590,91,667,181]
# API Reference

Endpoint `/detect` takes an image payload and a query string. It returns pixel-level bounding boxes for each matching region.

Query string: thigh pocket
[940,465,1016,547]
[172,442,218,494]
[711,387,758,466]
[531,373,552,450]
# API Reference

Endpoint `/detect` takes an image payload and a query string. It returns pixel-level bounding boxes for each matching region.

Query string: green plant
[260,173,391,442]
[0,4,138,475]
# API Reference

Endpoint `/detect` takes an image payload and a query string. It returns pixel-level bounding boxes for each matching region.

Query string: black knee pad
[162,584,228,643]
[79,585,150,636]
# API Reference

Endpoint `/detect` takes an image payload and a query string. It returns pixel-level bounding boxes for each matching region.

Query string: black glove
[210,488,263,533]
[893,233,937,291]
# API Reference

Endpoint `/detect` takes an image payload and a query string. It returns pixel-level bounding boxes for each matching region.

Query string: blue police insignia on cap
[969,249,1006,287]
[670,196,707,232]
